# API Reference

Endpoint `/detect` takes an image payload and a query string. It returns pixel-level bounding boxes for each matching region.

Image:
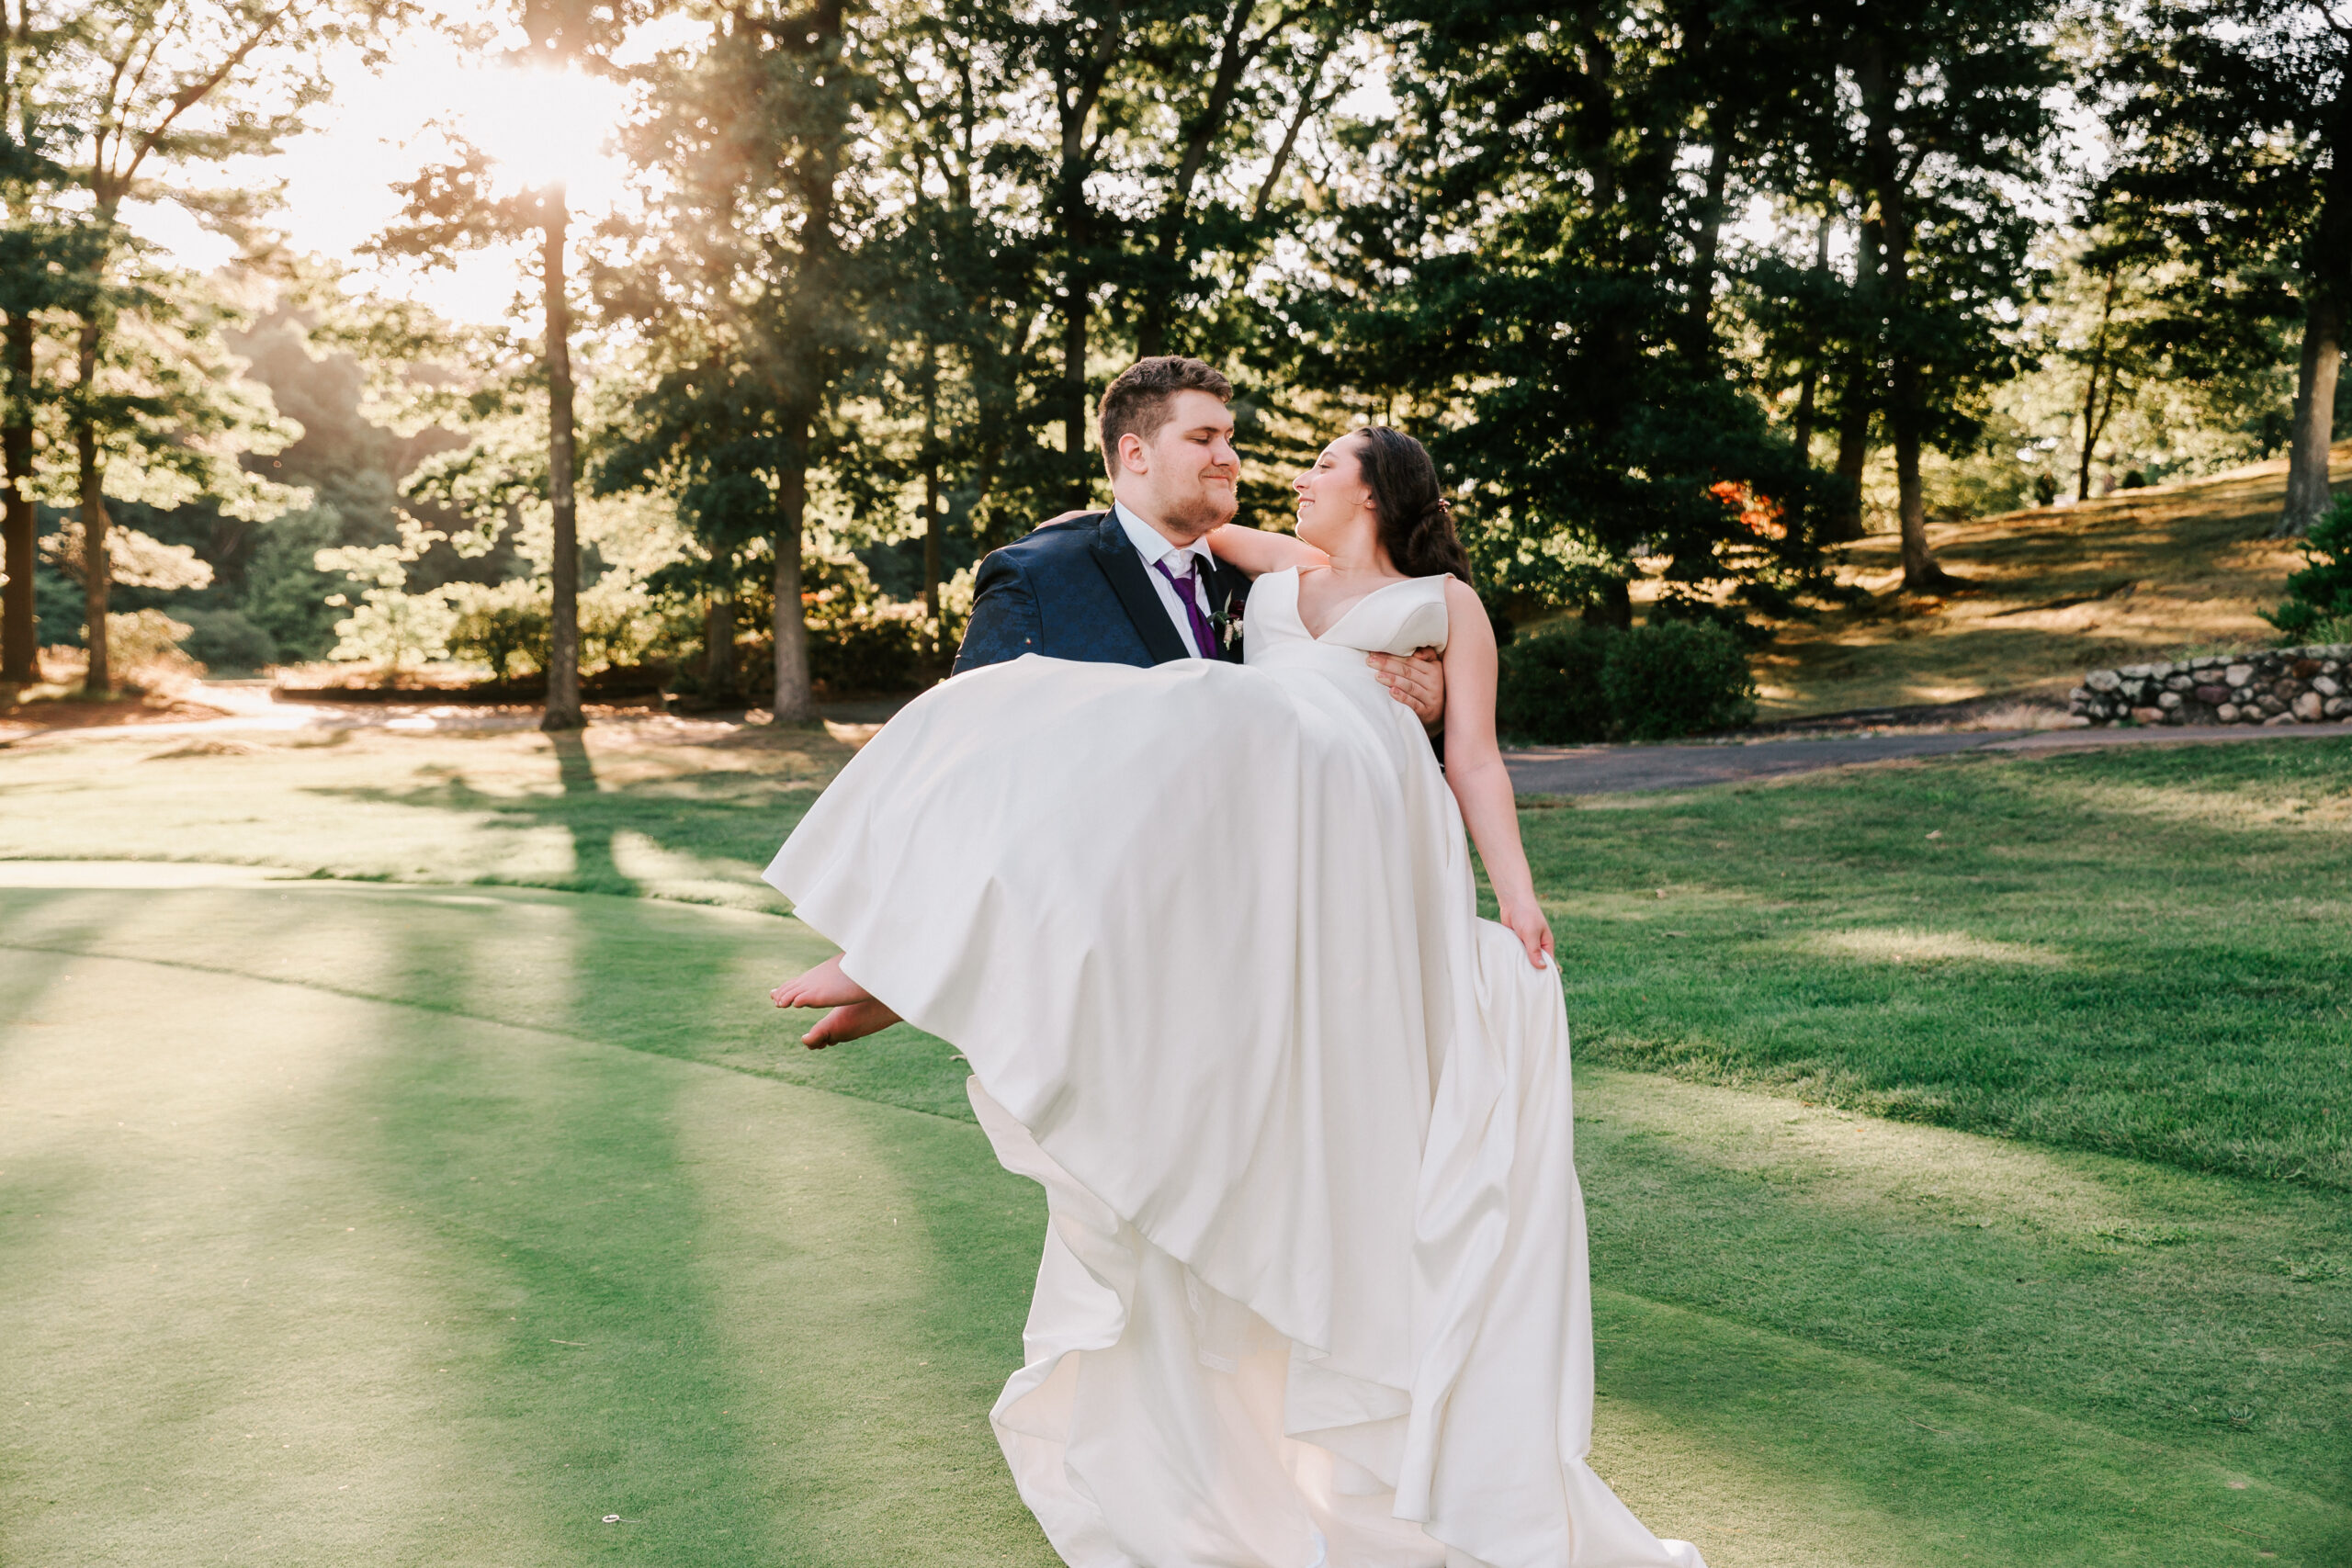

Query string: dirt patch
[0,693,230,741]
[1745,447,2330,719]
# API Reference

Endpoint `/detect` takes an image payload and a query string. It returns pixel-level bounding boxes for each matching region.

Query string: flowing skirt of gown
[765,570,1703,1568]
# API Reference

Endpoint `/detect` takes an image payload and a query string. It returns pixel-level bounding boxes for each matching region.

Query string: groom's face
[1125,390,1239,539]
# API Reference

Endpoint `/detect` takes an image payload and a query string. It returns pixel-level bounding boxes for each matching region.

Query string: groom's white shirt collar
[1112,500,1215,657]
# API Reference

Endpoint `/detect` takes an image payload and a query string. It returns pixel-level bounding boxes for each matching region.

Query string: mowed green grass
[1,723,2347,1564]
[1520,737,2352,1190]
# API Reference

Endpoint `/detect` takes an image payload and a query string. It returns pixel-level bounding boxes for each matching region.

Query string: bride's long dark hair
[1354,425,1474,583]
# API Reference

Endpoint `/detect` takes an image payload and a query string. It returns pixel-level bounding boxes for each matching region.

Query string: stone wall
[2069,645,2351,727]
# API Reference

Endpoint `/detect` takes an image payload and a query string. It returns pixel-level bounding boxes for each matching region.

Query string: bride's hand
[1498,896,1555,968]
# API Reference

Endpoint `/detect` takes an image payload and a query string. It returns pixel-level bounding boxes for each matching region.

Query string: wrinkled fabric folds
[766,570,1702,1568]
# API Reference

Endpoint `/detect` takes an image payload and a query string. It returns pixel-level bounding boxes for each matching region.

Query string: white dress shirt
[1113,501,1216,658]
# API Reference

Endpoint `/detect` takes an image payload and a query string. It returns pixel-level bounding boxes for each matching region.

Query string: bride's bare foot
[801,999,900,1049]
[769,954,901,1049]
[769,953,869,1010]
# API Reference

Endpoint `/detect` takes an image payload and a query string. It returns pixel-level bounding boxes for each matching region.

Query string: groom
[773,355,1448,1045]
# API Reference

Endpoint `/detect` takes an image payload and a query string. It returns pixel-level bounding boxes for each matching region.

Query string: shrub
[1600,619,1758,739]
[105,609,199,684]
[445,581,549,680]
[1498,623,1615,743]
[2265,496,2352,645]
[1497,618,1758,742]
[176,608,278,673]
[808,605,928,693]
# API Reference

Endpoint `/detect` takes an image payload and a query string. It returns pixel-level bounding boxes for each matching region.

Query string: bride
[763,420,1704,1568]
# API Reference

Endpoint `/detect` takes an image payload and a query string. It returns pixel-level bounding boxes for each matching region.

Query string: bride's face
[1295,435,1373,552]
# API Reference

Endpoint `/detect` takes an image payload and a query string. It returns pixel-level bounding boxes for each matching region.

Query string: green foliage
[2263,494,2352,642]
[1600,619,1759,740]
[315,521,456,670]
[175,607,277,672]
[101,607,193,674]
[443,578,672,682]
[1498,619,1758,743]
[1497,624,1615,744]
[239,506,349,662]
[444,579,548,681]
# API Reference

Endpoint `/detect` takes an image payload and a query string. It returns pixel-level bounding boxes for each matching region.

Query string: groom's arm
[951,551,1045,674]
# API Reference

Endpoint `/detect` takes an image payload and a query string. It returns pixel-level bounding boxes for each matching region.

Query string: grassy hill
[1739,447,2338,720]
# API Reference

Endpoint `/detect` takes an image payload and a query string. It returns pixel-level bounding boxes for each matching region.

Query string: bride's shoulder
[1438,577,1493,644]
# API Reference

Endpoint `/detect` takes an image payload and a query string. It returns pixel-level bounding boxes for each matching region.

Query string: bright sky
[126,19,692,326]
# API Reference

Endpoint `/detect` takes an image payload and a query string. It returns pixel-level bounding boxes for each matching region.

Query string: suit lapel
[1089,512,1192,665]
[1204,558,1250,662]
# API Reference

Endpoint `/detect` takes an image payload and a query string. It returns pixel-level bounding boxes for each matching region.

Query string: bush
[1601,619,1758,739]
[445,581,549,680]
[1498,624,1616,743]
[105,609,199,684]
[808,607,928,693]
[1497,618,1757,743]
[2265,497,2352,644]
[176,608,277,673]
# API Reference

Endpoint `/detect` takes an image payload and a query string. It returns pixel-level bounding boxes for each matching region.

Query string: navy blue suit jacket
[951,511,1250,674]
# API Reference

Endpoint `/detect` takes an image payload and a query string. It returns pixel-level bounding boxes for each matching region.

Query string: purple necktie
[1152,558,1219,659]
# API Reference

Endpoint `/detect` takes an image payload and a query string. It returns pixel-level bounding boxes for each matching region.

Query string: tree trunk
[540,190,584,732]
[74,319,110,694]
[1063,293,1091,503]
[1790,217,1828,467]
[922,342,942,626]
[1824,386,1871,542]
[703,590,737,701]
[2079,355,2117,502]
[1823,202,1882,544]
[772,420,815,724]
[1682,124,1733,365]
[1792,367,1818,463]
[1858,37,1951,592]
[1584,575,1634,631]
[1137,0,1253,359]
[2,311,34,683]
[2076,273,2118,502]
[2279,290,2343,536]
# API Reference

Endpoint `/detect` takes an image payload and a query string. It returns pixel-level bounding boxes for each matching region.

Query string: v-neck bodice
[1247,568,1451,667]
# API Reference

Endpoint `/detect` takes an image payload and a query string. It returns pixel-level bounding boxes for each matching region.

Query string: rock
[2120,663,2154,679]
[2225,663,2255,686]
[2292,658,2323,679]
[2293,691,2324,720]
[2313,675,2340,697]
[2087,669,2121,694]
[2131,705,2166,725]
[2259,694,2289,715]
[2328,697,2351,717]
[2165,673,2195,691]
[2195,684,2231,705]
[2158,691,2183,710]
[2264,712,2300,726]
[2217,704,2241,723]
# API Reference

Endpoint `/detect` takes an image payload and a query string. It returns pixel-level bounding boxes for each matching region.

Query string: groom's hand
[1368,648,1445,731]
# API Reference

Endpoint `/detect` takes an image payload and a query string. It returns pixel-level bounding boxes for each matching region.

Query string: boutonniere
[1211,595,1245,656]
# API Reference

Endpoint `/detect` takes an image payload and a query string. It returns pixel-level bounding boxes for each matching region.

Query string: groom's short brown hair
[1098,356,1233,478]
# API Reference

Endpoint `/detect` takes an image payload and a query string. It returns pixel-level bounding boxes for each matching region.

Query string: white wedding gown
[765,568,1704,1568]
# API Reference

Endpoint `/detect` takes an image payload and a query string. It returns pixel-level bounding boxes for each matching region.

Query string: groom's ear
[1116,431,1152,476]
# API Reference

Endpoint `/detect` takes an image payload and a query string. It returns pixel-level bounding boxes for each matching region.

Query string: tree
[373,135,592,728]
[1828,0,2057,590]
[39,0,401,693]
[0,0,71,682]
[1295,1,1837,629]
[2102,0,2351,536]
[597,0,870,725]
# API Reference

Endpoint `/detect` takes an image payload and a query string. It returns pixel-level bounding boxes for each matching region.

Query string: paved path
[1503,718,2352,795]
